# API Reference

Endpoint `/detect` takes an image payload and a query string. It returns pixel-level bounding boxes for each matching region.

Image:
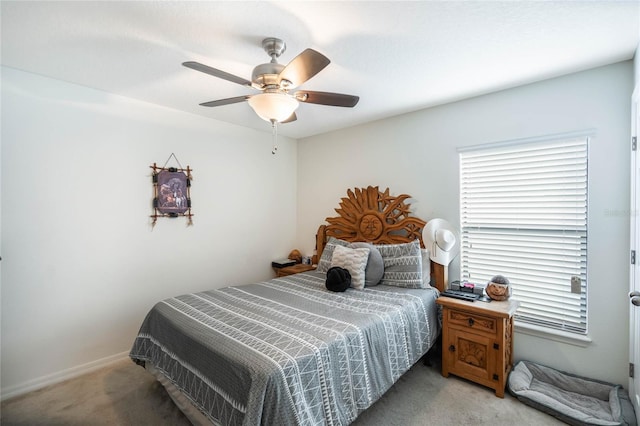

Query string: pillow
[316,237,351,273]
[325,266,351,292]
[330,244,370,290]
[421,249,432,287]
[351,242,384,286]
[376,240,424,288]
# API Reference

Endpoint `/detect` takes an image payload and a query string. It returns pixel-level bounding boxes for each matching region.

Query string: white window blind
[459,135,588,334]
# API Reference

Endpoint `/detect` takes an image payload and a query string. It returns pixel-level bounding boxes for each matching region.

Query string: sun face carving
[325,186,426,246]
[359,214,384,240]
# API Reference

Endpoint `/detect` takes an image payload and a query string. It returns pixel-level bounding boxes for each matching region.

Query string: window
[459,133,589,335]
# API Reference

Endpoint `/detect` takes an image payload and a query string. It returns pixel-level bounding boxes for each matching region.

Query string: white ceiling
[1,1,639,139]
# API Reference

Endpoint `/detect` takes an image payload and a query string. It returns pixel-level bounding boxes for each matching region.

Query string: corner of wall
[634,42,640,91]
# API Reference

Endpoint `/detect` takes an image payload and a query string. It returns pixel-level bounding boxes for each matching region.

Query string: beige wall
[0,66,298,398]
[297,61,634,385]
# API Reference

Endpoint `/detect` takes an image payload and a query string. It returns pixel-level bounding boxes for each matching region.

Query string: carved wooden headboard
[315,186,446,292]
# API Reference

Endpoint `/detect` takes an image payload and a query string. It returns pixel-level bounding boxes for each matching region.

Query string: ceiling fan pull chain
[271,119,278,155]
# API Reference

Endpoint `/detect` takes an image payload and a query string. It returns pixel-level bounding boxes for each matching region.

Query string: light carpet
[1,357,564,425]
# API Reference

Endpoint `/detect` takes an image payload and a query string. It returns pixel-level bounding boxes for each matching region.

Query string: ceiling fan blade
[199,95,250,107]
[281,112,297,124]
[183,61,252,87]
[278,49,330,88]
[295,90,360,107]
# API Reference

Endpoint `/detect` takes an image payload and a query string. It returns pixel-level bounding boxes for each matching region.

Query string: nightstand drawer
[447,309,497,336]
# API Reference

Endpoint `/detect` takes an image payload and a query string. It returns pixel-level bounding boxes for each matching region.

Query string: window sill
[514,321,592,348]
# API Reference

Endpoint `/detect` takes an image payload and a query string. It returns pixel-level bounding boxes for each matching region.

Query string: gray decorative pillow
[316,237,351,273]
[376,240,424,288]
[421,249,432,287]
[330,245,370,290]
[351,242,384,286]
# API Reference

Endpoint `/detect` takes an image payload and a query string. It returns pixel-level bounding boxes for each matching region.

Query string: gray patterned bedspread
[129,271,440,425]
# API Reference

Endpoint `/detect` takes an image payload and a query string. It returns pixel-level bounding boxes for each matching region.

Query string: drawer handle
[448,345,456,352]
[468,318,475,326]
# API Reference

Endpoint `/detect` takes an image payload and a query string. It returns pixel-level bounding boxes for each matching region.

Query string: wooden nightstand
[274,264,316,277]
[436,296,520,397]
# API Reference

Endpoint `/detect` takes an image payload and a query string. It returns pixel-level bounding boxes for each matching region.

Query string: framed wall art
[150,153,193,226]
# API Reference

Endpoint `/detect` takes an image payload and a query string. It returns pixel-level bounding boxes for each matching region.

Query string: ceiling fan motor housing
[252,62,285,88]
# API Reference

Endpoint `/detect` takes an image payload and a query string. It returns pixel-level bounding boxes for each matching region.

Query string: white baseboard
[1,351,130,401]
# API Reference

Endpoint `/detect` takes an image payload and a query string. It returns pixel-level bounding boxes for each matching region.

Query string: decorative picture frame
[150,154,193,226]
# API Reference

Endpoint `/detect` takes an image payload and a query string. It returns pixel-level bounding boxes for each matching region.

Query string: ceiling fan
[183,37,359,124]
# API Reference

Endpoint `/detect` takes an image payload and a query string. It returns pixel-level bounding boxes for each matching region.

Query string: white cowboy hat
[423,218,459,266]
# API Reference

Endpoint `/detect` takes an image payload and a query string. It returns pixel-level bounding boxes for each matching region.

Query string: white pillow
[350,242,384,286]
[330,245,371,290]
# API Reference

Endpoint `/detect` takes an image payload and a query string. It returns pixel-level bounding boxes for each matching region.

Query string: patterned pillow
[316,237,351,273]
[351,242,384,287]
[330,244,371,290]
[376,240,424,288]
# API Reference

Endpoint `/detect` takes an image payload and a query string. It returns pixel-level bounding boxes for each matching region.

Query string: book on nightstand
[271,259,297,268]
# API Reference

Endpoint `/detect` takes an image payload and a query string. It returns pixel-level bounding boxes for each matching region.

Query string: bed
[130,186,445,425]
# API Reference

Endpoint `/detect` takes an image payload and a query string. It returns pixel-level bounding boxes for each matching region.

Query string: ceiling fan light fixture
[248,92,299,123]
